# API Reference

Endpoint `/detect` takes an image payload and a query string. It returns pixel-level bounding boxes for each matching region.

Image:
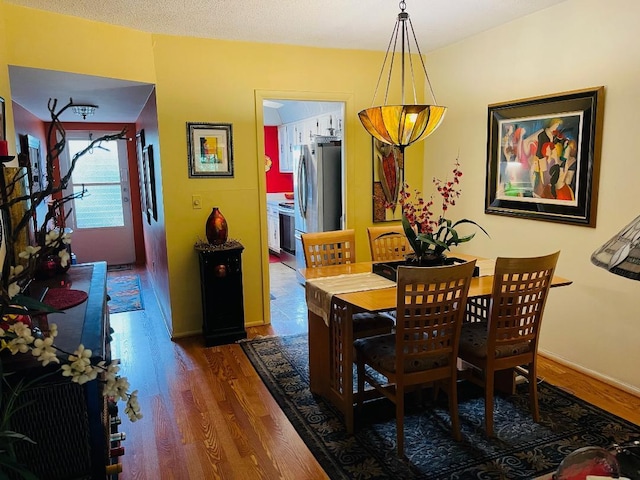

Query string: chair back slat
[367,225,410,262]
[396,262,476,367]
[301,229,356,268]
[489,252,559,351]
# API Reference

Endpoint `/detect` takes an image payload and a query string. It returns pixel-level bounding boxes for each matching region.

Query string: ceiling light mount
[358,0,447,153]
[71,103,98,120]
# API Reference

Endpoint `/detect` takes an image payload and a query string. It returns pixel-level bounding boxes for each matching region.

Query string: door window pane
[68,140,122,184]
[73,185,124,228]
[67,139,125,229]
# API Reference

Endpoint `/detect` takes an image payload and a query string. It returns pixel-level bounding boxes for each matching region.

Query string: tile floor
[268,261,309,336]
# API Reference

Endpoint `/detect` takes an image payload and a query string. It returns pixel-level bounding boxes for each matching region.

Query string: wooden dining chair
[301,229,394,338]
[302,229,356,268]
[354,261,477,456]
[367,225,410,262]
[457,251,560,437]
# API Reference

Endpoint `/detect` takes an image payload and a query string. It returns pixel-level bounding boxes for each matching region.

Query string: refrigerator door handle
[297,150,307,217]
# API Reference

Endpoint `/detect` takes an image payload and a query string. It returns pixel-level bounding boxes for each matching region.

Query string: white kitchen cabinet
[278,125,294,173]
[304,117,320,144]
[267,203,280,253]
[276,109,344,173]
[278,125,287,168]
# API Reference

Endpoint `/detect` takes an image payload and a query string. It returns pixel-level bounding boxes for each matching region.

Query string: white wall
[424,0,640,392]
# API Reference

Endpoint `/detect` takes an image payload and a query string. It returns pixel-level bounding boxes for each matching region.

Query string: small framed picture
[187,122,234,178]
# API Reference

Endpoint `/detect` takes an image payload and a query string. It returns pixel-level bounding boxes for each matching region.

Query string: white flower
[32,336,59,366]
[7,336,33,354]
[8,265,24,280]
[61,232,72,245]
[8,282,20,299]
[124,390,143,422]
[18,245,41,260]
[49,323,59,338]
[58,249,70,268]
[8,322,35,345]
[61,344,97,384]
[103,372,130,401]
[45,230,60,246]
[104,363,120,382]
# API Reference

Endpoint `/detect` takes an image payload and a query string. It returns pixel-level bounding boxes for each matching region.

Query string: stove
[278,201,294,211]
[277,202,296,269]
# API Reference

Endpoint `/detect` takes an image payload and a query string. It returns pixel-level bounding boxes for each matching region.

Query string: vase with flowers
[0,99,141,477]
[393,159,489,266]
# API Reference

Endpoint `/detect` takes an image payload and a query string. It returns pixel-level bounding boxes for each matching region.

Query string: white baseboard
[539,349,640,397]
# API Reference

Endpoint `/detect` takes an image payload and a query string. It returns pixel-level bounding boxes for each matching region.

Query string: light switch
[192,195,202,209]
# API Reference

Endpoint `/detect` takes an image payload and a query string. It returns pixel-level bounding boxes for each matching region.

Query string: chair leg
[396,385,404,457]
[528,362,540,422]
[484,371,494,437]
[432,383,440,402]
[447,376,462,441]
[356,356,365,413]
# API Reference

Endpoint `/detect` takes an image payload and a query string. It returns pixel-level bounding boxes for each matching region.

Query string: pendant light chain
[407,15,438,105]
[358,0,447,149]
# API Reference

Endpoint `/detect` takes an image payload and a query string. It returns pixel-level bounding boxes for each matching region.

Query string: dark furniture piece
[196,241,247,346]
[3,262,119,479]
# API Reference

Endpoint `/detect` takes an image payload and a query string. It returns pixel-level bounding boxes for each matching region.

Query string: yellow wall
[3,4,155,83]
[0,2,15,155]
[151,34,424,334]
[424,0,640,392]
[0,3,425,337]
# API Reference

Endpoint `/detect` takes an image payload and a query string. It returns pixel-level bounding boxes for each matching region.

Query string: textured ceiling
[6,0,568,122]
[5,0,567,52]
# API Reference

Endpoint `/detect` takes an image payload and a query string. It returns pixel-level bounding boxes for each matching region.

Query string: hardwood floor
[112,263,639,480]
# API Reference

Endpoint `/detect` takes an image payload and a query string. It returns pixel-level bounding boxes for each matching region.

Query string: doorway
[59,131,136,265]
[262,98,346,320]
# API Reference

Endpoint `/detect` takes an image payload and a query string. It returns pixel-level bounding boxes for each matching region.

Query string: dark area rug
[241,334,640,480]
[107,274,143,314]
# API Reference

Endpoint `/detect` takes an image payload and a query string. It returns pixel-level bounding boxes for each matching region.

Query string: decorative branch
[0,98,127,314]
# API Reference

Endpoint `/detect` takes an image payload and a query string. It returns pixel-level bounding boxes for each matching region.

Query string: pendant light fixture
[358,1,447,153]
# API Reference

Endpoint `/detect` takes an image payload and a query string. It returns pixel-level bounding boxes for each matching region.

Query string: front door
[60,131,135,265]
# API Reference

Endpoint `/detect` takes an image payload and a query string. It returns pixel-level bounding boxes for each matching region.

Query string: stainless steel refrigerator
[293,142,342,282]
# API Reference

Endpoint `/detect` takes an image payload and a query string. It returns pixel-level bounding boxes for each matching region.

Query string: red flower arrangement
[397,159,488,264]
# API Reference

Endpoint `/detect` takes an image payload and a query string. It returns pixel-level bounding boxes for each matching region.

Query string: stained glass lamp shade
[591,215,640,280]
[358,1,447,152]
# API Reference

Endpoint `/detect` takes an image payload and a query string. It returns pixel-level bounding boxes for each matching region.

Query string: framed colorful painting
[372,138,404,222]
[485,87,604,227]
[187,122,234,178]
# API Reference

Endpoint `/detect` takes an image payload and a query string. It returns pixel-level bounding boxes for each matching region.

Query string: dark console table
[2,262,120,479]
[195,240,247,346]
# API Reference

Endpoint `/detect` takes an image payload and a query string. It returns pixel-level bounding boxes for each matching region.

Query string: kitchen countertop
[267,193,293,207]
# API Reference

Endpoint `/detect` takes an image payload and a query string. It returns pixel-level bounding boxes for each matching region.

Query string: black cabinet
[196,241,247,346]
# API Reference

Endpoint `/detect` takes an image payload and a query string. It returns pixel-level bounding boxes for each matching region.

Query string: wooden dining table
[300,254,573,434]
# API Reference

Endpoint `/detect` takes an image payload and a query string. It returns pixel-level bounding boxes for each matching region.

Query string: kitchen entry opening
[59,131,136,266]
[263,98,346,291]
